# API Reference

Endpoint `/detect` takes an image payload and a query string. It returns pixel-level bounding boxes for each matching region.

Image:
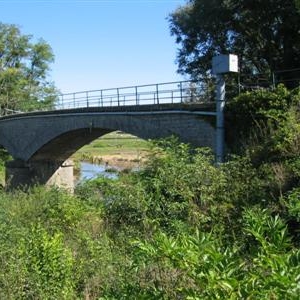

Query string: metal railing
[56,80,211,110]
[1,68,300,116]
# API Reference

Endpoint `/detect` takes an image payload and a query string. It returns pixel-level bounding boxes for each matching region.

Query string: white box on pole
[212,54,238,74]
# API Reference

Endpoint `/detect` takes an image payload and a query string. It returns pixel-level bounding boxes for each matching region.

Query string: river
[78,161,119,182]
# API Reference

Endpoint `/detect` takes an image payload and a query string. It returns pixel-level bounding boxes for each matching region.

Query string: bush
[226,85,300,160]
[0,131,299,298]
[18,225,74,299]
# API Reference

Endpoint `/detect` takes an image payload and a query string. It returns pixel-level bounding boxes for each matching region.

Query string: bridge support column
[5,159,74,192]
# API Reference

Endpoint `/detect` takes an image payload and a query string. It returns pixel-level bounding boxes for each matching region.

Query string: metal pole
[117,88,120,106]
[135,86,138,105]
[216,74,225,163]
[180,82,183,103]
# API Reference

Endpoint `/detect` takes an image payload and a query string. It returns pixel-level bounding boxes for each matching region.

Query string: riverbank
[72,131,151,170]
[74,154,147,183]
[83,153,146,169]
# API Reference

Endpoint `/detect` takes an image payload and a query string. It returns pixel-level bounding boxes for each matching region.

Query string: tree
[0,23,58,114]
[169,0,300,87]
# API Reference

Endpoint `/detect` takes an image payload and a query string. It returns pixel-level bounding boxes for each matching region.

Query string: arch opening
[30,128,113,162]
[74,130,151,173]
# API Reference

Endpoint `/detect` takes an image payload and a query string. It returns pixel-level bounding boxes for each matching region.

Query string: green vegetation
[169,0,300,85]
[0,5,300,297]
[0,86,299,298]
[0,23,57,113]
[0,148,10,186]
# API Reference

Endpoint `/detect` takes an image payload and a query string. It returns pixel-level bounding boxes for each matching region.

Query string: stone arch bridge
[0,81,216,190]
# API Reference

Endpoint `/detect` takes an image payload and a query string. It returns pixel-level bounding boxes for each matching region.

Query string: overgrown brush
[0,87,299,298]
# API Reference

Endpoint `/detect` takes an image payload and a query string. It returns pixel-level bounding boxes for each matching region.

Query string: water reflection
[79,161,118,182]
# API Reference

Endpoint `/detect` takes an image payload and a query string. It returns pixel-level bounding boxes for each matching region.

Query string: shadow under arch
[30,128,113,162]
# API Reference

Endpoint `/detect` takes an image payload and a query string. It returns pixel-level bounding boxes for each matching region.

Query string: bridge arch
[0,106,216,190]
[0,110,215,162]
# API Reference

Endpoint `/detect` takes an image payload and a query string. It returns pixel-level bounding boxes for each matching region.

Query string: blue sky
[0,0,186,93]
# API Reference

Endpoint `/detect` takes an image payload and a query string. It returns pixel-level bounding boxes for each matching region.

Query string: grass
[71,131,152,166]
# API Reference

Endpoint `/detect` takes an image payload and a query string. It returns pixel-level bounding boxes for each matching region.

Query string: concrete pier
[5,159,74,192]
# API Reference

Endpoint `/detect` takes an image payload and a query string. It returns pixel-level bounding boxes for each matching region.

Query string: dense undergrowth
[0,86,300,299]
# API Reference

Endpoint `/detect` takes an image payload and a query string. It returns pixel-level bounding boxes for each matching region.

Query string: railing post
[86,92,89,108]
[101,90,103,106]
[117,88,120,106]
[179,82,183,103]
[156,84,159,104]
[135,86,138,105]
[73,93,76,108]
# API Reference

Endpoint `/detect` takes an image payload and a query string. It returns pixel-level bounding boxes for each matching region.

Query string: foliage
[0,7,299,299]
[0,132,299,298]
[0,23,58,113]
[18,225,74,299]
[169,0,300,87]
[0,84,299,297]
[285,188,300,223]
[0,186,123,299]
[78,137,299,298]
[131,209,300,299]
[225,86,300,205]
[226,85,300,161]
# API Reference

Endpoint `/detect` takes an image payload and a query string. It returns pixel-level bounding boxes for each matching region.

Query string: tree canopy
[0,23,57,113]
[169,0,300,87]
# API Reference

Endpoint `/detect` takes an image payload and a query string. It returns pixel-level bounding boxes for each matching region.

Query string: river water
[79,161,118,182]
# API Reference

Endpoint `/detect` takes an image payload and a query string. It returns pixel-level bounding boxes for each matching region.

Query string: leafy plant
[18,225,74,299]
